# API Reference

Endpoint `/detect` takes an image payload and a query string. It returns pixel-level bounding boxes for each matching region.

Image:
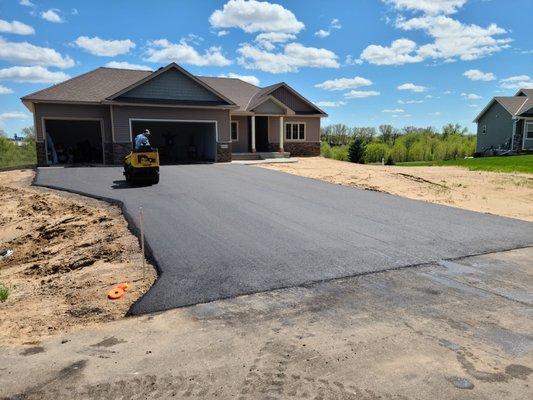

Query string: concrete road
[34,165,532,314]
[1,248,531,399]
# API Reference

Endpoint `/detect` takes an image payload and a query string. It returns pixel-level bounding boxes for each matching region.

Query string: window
[526,122,533,140]
[481,125,487,135]
[231,121,238,141]
[285,122,305,141]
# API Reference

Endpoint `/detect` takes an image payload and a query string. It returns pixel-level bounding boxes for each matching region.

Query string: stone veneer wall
[36,142,47,166]
[217,142,232,162]
[112,142,132,165]
[268,142,320,156]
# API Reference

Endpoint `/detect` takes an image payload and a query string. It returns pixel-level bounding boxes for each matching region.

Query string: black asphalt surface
[35,165,533,314]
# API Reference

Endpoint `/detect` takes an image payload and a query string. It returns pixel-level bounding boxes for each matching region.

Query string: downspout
[511,118,516,151]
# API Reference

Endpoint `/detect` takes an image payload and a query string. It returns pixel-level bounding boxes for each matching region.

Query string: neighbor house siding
[34,103,112,143]
[111,106,231,143]
[118,69,223,102]
[271,86,316,113]
[476,101,513,153]
[231,115,249,152]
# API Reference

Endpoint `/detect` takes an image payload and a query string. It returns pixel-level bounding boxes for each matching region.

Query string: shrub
[348,137,366,164]
[364,142,389,163]
[0,283,9,302]
[320,141,332,158]
[385,154,394,165]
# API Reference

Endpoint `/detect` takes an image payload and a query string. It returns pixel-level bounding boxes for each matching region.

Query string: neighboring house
[21,63,326,166]
[7,134,25,146]
[474,88,533,155]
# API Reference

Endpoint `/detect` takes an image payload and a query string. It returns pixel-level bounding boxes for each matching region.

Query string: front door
[253,116,269,152]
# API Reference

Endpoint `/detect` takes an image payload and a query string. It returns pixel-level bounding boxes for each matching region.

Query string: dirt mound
[0,169,156,345]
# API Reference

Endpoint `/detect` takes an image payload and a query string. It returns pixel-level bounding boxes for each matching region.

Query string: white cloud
[499,75,533,90]
[0,37,74,69]
[0,111,30,122]
[41,9,64,23]
[219,72,260,86]
[331,18,342,29]
[0,19,34,35]
[315,76,372,91]
[314,100,346,108]
[345,55,363,65]
[19,0,35,7]
[105,61,152,70]
[397,82,427,92]
[314,29,330,38]
[0,66,70,83]
[254,32,296,50]
[383,108,404,113]
[442,90,452,94]
[429,111,442,116]
[217,30,230,37]
[398,99,424,104]
[461,92,482,100]
[396,15,511,62]
[237,42,339,73]
[0,85,13,94]
[463,69,495,81]
[344,90,380,99]
[74,36,135,57]
[383,0,467,15]
[145,38,231,67]
[209,0,304,34]
[360,38,422,65]
[468,104,479,107]
[392,113,411,118]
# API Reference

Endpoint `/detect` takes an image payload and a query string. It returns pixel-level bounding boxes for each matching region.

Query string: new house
[474,88,533,155]
[21,63,326,166]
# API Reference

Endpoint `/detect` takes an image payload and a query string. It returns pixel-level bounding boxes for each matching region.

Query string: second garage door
[131,120,216,164]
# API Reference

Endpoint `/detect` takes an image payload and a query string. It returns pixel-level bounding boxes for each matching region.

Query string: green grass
[0,283,9,302]
[0,137,37,169]
[397,155,533,174]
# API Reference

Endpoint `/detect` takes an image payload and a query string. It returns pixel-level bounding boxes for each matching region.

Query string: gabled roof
[473,89,531,122]
[21,63,326,115]
[106,63,235,106]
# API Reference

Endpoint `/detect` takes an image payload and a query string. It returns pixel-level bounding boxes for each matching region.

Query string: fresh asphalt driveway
[35,164,532,314]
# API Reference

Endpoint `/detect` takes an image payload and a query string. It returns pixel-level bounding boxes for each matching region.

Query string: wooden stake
[140,206,145,281]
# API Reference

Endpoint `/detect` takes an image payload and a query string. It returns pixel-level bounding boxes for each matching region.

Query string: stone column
[251,115,256,153]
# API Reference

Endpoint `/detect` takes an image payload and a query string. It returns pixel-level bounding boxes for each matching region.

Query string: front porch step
[232,152,291,161]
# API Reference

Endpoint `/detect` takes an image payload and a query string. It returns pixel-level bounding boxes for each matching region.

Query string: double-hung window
[526,122,533,140]
[285,122,305,141]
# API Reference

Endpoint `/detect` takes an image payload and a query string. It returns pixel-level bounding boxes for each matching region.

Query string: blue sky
[0,0,532,137]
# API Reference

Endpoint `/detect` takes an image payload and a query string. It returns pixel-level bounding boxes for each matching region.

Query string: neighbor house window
[526,122,533,140]
[481,125,487,135]
[231,121,238,141]
[285,122,305,141]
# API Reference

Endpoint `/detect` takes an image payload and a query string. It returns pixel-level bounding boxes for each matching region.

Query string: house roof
[473,89,531,122]
[21,64,326,115]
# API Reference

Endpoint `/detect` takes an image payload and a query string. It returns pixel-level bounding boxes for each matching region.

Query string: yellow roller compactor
[124,148,160,185]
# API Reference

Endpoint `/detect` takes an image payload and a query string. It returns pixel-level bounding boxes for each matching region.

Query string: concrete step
[232,153,262,160]
[258,152,291,159]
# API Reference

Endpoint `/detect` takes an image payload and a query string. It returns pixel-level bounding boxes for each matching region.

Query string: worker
[134,129,151,150]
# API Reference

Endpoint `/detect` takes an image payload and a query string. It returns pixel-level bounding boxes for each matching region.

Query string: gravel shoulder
[0,170,156,345]
[258,157,533,222]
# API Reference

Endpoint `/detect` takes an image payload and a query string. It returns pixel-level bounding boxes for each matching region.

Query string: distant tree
[378,124,396,145]
[348,136,366,164]
[442,123,468,138]
[352,127,376,143]
[0,129,6,137]
[21,126,36,141]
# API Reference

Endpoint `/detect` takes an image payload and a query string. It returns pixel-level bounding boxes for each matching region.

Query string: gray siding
[34,103,112,143]
[476,101,513,153]
[271,86,316,113]
[253,98,286,114]
[231,116,249,152]
[119,69,223,102]
[522,120,533,150]
[111,106,231,143]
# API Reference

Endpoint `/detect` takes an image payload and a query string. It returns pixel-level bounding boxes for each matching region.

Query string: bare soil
[258,157,533,221]
[0,169,156,345]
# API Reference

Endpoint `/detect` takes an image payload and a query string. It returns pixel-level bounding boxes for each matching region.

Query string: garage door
[44,119,103,164]
[131,120,216,164]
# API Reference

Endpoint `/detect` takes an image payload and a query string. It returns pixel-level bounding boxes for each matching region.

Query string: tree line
[320,123,476,164]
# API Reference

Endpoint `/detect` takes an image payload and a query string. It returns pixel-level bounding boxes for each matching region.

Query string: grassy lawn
[397,155,533,174]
